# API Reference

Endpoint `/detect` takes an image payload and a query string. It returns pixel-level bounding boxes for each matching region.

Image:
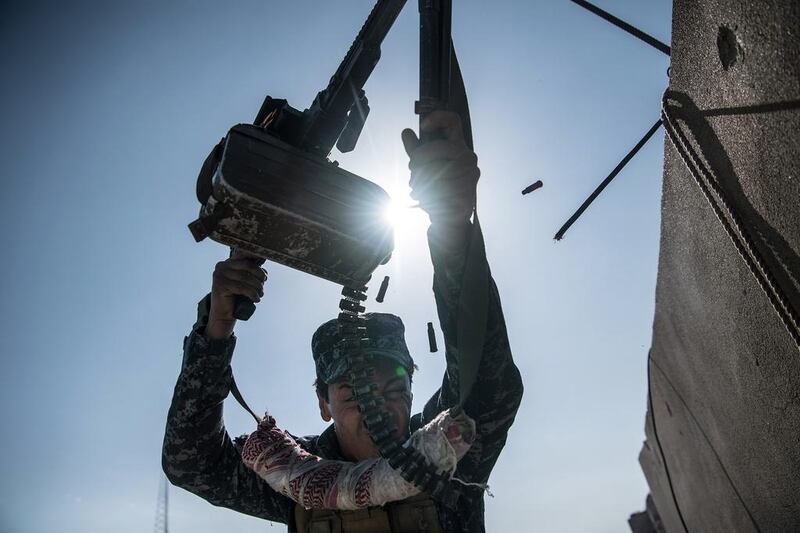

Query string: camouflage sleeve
[421,222,524,485]
[161,294,293,524]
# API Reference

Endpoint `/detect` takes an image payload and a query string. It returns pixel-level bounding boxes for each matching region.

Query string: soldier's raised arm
[402,111,524,486]
[161,255,294,524]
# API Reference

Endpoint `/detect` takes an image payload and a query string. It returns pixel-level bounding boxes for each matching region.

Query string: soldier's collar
[316,424,344,460]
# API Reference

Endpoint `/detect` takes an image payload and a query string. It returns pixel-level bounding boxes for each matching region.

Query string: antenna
[153,475,169,533]
[553,0,670,240]
[568,0,670,56]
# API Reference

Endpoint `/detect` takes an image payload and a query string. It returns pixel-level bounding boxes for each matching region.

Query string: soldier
[163,111,523,532]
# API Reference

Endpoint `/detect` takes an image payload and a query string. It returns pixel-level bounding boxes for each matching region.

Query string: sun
[384,196,412,229]
[382,185,428,245]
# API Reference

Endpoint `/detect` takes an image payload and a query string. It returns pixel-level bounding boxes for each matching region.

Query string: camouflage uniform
[162,224,524,532]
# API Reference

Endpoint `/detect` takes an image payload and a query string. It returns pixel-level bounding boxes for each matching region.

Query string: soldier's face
[318,357,412,461]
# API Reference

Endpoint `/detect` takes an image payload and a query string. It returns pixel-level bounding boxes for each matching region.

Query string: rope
[661,90,800,351]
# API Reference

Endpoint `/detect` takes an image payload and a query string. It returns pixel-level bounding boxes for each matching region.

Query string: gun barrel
[417,0,452,141]
[330,0,407,91]
[303,0,407,155]
[419,0,452,103]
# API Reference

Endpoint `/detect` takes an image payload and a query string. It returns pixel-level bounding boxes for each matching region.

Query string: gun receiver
[255,0,407,157]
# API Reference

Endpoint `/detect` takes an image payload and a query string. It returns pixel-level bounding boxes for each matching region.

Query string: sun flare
[384,197,413,229]
[382,185,427,240]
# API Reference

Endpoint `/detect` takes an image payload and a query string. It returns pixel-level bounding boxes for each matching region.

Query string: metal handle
[233,297,256,321]
[228,247,265,321]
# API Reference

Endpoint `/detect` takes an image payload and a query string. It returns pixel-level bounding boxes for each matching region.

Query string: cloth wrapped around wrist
[241,409,475,510]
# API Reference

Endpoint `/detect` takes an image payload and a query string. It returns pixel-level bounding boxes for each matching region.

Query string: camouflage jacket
[162,223,524,532]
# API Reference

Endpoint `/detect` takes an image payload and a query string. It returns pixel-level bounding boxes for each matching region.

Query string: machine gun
[185,0,486,508]
[189,0,407,319]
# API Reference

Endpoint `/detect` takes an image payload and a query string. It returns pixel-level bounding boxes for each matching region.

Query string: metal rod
[554,119,662,241]
[568,0,671,56]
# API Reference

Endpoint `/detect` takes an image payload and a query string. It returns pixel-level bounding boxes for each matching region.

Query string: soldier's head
[312,313,415,461]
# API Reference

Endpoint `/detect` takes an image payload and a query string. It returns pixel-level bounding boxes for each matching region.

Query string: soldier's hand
[206,250,267,339]
[401,111,479,226]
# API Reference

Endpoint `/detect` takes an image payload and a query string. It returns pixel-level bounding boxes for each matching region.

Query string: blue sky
[0,1,671,531]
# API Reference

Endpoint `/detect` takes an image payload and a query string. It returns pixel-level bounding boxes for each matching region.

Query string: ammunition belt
[338,285,460,509]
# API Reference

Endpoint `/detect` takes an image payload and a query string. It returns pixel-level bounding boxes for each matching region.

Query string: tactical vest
[294,494,443,533]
